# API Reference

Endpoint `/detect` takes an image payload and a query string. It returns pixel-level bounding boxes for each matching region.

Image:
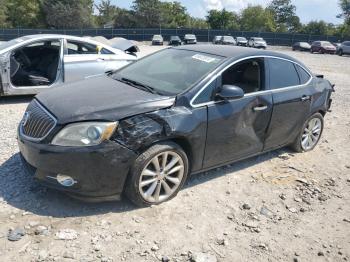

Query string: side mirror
[216,85,244,100]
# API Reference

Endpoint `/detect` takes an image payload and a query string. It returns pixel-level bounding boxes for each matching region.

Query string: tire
[339,49,343,56]
[290,113,324,153]
[125,142,189,207]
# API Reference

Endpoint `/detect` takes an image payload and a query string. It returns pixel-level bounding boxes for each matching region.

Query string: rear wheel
[290,113,324,152]
[125,142,189,207]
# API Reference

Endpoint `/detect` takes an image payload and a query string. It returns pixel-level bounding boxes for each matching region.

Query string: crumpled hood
[36,75,175,124]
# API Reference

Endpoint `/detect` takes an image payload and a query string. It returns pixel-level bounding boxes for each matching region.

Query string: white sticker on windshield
[192,54,218,63]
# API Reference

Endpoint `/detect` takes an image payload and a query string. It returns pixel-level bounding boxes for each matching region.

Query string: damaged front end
[112,106,208,172]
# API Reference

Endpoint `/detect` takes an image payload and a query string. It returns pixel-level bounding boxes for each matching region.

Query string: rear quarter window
[268,58,300,89]
[296,65,311,85]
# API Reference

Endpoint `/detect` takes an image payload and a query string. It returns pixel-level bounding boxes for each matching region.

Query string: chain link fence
[0,28,347,45]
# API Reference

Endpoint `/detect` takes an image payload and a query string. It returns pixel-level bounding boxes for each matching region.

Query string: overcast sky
[104,0,343,24]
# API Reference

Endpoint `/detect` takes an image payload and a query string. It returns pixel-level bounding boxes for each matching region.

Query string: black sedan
[292,42,311,51]
[18,45,333,206]
[169,36,181,46]
[236,37,248,46]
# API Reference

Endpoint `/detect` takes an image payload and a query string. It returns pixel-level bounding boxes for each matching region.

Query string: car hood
[36,75,175,124]
[324,46,336,50]
[300,43,311,48]
[110,38,140,54]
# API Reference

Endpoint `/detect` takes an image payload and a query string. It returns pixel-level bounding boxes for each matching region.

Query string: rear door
[201,57,273,168]
[99,47,132,72]
[263,58,313,150]
[344,41,350,54]
[63,39,107,83]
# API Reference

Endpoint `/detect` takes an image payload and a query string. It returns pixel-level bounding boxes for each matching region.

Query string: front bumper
[185,40,197,44]
[18,135,137,201]
[254,43,267,48]
[323,49,336,54]
[152,41,163,45]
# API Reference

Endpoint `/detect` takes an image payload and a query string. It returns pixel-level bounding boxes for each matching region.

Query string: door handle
[301,95,311,101]
[96,58,105,62]
[253,105,268,112]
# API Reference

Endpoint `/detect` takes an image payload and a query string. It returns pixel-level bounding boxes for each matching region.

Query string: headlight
[52,122,118,147]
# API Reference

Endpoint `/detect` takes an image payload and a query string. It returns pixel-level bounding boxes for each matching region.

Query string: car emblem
[22,112,30,127]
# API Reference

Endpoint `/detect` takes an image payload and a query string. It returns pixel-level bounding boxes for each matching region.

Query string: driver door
[203,57,273,168]
[1,38,63,96]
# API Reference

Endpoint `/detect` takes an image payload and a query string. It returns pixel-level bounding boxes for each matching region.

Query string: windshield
[254,38,264,41]
[112,49,224,96]
[0,36,31,51]
[321,42,333,47]
[223,36,234,41]
[185,35,196,39]
[153,35,162,40]
[237,37,246,41]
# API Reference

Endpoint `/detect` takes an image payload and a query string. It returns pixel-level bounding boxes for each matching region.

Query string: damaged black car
[18,45,333,206]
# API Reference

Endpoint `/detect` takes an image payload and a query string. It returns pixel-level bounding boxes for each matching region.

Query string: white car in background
[248,37,267,49]
[0,34,138,96]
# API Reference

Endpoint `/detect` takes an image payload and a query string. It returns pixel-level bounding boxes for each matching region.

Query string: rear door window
[268,58,300,89]
[66,41,98,55]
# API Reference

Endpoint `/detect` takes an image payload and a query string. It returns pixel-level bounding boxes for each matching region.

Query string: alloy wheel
[138,151,185,203]
[301,118,322,151]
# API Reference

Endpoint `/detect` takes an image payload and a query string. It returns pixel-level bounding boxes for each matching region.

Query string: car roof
[175,44,290,59]
[173,45,309,70]
[0,34,129,56]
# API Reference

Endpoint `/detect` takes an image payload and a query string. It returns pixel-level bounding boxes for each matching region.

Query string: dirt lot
[0,45,349,262]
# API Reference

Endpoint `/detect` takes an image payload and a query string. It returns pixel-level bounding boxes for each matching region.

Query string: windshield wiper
[119,77,161,95]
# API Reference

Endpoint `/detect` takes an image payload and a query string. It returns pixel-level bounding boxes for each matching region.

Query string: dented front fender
[113,106,208,172]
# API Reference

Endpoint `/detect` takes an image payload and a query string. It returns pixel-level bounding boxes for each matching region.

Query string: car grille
[20,100,56,140]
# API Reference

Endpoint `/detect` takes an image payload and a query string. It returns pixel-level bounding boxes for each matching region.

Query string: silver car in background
[248,37,267,49]
[184,34,197,44]
[0,34,138,96]
[337,41,350,56]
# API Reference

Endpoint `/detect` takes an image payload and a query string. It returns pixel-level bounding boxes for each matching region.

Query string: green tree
[188,17,208,29]
[113,9,137,28]
[6,0,44,27]
[302,20,335,35]
[240,5,276,32]
[132,0,162,27]
[336,23,350,38]
[206,9,239,30]
[268,0,300,32]
[337,0,350,24]
[160,1,189,28]
[95,0,119,27]
[0,0,9,27]
[42,0,94,28]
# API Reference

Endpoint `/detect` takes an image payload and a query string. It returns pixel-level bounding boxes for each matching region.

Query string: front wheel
[125,142,189,207]
[339,49,343,56]
[290,113,324,152]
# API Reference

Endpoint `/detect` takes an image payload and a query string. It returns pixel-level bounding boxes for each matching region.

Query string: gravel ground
[0,45,349,262]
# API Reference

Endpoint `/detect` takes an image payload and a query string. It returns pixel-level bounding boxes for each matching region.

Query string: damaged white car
[0,34,138,96]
